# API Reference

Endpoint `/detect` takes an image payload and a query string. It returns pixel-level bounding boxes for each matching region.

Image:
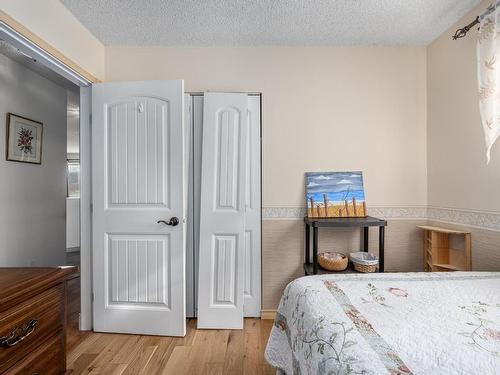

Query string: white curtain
[478,1,500,163]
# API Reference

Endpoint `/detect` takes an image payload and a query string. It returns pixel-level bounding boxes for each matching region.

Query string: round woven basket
[352,263,377,273]
[318,252,348,271]
[350,252,379,273]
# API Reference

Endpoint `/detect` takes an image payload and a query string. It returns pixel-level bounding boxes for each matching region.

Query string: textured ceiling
[61,0,482,46]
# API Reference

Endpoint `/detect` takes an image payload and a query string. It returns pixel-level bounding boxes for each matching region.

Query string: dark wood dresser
[0,267,76,374]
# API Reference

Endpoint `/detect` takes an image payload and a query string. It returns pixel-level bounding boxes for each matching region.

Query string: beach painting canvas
[306,171,367,218]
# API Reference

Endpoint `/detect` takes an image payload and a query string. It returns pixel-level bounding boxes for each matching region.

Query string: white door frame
[79,87,92,330]
[0,21,94,330]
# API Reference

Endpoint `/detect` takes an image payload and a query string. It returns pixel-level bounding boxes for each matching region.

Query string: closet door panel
[185,94,194,317]
[192,95,204,317]
[243,95,262,317]
[197,92,247,329]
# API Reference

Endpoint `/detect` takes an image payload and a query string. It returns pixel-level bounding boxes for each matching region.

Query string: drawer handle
[0,319,38,348]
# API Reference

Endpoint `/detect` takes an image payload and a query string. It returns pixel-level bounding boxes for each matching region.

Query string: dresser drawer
[0,284,64,372]
[4,331,64,375]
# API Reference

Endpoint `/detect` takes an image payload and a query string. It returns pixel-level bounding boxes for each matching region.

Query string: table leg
[379,226,385,272]
[313,226,318,274]
[305,223,310,264]
[363,227,369,252]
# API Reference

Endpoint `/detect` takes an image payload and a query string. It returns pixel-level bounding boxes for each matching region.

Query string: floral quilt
[265,272,500,375]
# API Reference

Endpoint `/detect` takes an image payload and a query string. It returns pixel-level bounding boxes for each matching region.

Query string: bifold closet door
[197,93,248,329]
[243,95,261,317]
[92,80,186,336]
[184,94,195,317]
[186,94,261,319]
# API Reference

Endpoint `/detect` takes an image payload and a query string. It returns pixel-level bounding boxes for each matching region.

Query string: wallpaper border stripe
[261,206,427,220]
[427,206,500,231]
[262,206,500,231]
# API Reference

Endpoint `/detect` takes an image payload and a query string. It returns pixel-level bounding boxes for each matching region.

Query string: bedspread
[265,272,500,374]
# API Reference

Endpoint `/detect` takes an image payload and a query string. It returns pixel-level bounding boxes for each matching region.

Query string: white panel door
[244,95,261,317]
[197,92,248,329]
[92,80,186,336]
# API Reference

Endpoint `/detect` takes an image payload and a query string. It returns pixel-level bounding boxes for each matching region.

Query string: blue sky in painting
[306,171,365,207]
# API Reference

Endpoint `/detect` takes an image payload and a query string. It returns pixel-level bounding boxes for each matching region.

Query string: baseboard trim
[261,309,277,320]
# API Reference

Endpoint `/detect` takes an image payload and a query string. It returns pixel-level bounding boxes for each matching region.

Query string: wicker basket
[318,252,348,271]
[350,252,379,273]
[352,263,377,273]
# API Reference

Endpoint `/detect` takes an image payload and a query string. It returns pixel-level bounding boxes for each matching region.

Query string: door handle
[157,217,179,227]
[0,319,38,347]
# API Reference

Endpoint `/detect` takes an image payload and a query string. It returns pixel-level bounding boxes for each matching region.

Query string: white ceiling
[61,0,482,46]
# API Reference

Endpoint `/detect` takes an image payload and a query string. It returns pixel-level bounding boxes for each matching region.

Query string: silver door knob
[157,217,179,226]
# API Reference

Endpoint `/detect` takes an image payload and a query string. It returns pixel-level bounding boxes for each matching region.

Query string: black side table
[304,216,387,275]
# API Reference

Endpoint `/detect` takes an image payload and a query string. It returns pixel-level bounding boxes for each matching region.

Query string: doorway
[0,19,93,330]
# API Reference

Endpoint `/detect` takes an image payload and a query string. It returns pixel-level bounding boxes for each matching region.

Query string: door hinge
[90,203,93,213]
[92,292,94,302]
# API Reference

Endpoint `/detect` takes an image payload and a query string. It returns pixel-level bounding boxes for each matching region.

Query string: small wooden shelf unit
[417,225,471,272]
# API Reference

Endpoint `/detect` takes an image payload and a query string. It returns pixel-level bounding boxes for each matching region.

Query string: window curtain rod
[453,2,500,40]
[452,16,479,40]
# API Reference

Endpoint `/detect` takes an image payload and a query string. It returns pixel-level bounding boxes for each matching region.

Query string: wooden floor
[66,277,275,375]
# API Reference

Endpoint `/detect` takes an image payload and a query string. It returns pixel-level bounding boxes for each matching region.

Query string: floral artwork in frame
[306,171,367,218]
[6,113,43,164]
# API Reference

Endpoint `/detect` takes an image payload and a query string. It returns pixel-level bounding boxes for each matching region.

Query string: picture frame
[6,113,43,164]
[305,171,367,218]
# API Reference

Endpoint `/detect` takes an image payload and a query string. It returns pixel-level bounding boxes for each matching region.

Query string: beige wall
[425,0,500,284]
[427,0,500,212]
[105,46,429,310]
[0,0,105,80]
[106,46,428,209]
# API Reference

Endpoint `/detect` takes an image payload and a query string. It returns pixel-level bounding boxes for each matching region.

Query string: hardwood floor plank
[160,346,192,375]
[67,333,104,366]
[67,321,275,375]
[185,330,212,374]
[139,337,176,374]
[192,329,230,364]
[78,334,130,375]
[69,353,98,375]
[244,319,264,375]
[204,362,224,375]
[223,329,245,375]
[66,278,276,375]
[110,335,143,364]
[121,343,158,374]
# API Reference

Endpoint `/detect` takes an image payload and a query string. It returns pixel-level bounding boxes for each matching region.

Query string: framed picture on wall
[6,113,43,164]
[306,171,367,218]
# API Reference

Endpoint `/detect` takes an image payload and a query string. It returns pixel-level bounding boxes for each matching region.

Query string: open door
[92,80,186,336]
[197,92,248,329]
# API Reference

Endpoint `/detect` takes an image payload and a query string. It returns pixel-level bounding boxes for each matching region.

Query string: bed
[265,272,500,374]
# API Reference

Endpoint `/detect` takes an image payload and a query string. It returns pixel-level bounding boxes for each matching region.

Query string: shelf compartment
[303,262,378,276]
[417,225,471,272]
[432,263,466,271]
